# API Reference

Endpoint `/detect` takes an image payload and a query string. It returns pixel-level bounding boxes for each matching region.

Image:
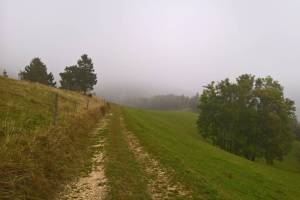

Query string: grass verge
[103,105,151,200]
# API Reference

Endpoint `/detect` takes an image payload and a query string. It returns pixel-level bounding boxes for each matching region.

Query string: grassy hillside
[0,76,108,199]
[123,107,300,200]
[0,76,103,135]
[2,75,299,199]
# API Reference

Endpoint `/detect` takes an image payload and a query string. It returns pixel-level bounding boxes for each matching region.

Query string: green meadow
[123,107,300,200]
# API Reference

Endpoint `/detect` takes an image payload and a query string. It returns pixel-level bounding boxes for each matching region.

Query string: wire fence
[50,92,108,125]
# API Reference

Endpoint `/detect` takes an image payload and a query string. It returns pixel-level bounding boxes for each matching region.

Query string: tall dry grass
[0,76,109,199]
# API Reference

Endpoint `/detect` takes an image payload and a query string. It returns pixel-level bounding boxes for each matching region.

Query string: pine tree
[47,72,56,87]
[60,54,97,94]
[19,57,56,87]
[76,54,97,93]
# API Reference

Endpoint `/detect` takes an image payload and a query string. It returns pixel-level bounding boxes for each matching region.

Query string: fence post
[86,98,89,110]
[53,93,59,125]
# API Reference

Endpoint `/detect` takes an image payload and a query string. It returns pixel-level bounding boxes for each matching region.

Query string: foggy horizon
[2,0,300,115]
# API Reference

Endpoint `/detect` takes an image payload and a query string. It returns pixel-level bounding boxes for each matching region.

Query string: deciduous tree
[198,74,295,164]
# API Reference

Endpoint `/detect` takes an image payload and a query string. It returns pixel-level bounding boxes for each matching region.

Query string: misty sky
[1,0,300,113]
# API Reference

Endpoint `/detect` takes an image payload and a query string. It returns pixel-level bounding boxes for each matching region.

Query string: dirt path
[120,116,191,200]
[57,107,191,200]
[57,116,110,200]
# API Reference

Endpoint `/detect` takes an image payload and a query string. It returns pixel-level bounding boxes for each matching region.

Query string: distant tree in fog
[189,93,199,112]
[124,94,199,112]
[19,57,56,87]
[60,54,97,94]
[2,69,8,78]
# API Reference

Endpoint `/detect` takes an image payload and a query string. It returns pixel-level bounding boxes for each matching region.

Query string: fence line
[51,92,107,125]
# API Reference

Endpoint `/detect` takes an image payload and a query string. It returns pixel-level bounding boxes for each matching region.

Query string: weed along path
[57,116,110,200]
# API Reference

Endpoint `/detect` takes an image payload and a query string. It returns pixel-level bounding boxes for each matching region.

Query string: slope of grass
[0,76,108,199]
[123,107,300,200]
[0,76,102,136]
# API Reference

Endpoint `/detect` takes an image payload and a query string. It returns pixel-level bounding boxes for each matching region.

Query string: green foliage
[291,119,300,141]
[19,57,56,86]
[60,54,97,93]
[198,74,296,164]
[59,65,81,91]
[123,107,300,200]
[47,72,56,87]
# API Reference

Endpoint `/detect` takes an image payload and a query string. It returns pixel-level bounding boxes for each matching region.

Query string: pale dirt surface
[56,117,109,200]
[120,116,192,200]
[57,113,192,200]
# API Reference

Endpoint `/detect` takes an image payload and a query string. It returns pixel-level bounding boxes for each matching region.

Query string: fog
[1,0,300,116]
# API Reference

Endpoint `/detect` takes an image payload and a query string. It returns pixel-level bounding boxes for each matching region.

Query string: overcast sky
[1,0,300,112]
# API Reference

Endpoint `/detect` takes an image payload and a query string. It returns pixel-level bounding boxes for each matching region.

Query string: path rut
[120,116,192,200]
[57,117,109,200]
[57,109,191,200]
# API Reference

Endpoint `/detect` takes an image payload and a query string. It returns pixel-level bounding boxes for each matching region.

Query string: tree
[198,74,295,164]
[120,94,199,112]
[60,54,97,94]
[60,65,81,91]
[47,72,56,87]
[2,69,8,77]
[189,93,199,112]
[19,57,56,87]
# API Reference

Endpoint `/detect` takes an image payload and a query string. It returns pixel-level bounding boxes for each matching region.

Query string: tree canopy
[60,54,97,94]
[198,74,296,164]
[19,58,56,87]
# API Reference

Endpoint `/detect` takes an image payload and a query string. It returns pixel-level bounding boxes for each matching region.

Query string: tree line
[11,54,97,94]
[1,70,8,78]
[123,94,199,112]
[198,74,296,164]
